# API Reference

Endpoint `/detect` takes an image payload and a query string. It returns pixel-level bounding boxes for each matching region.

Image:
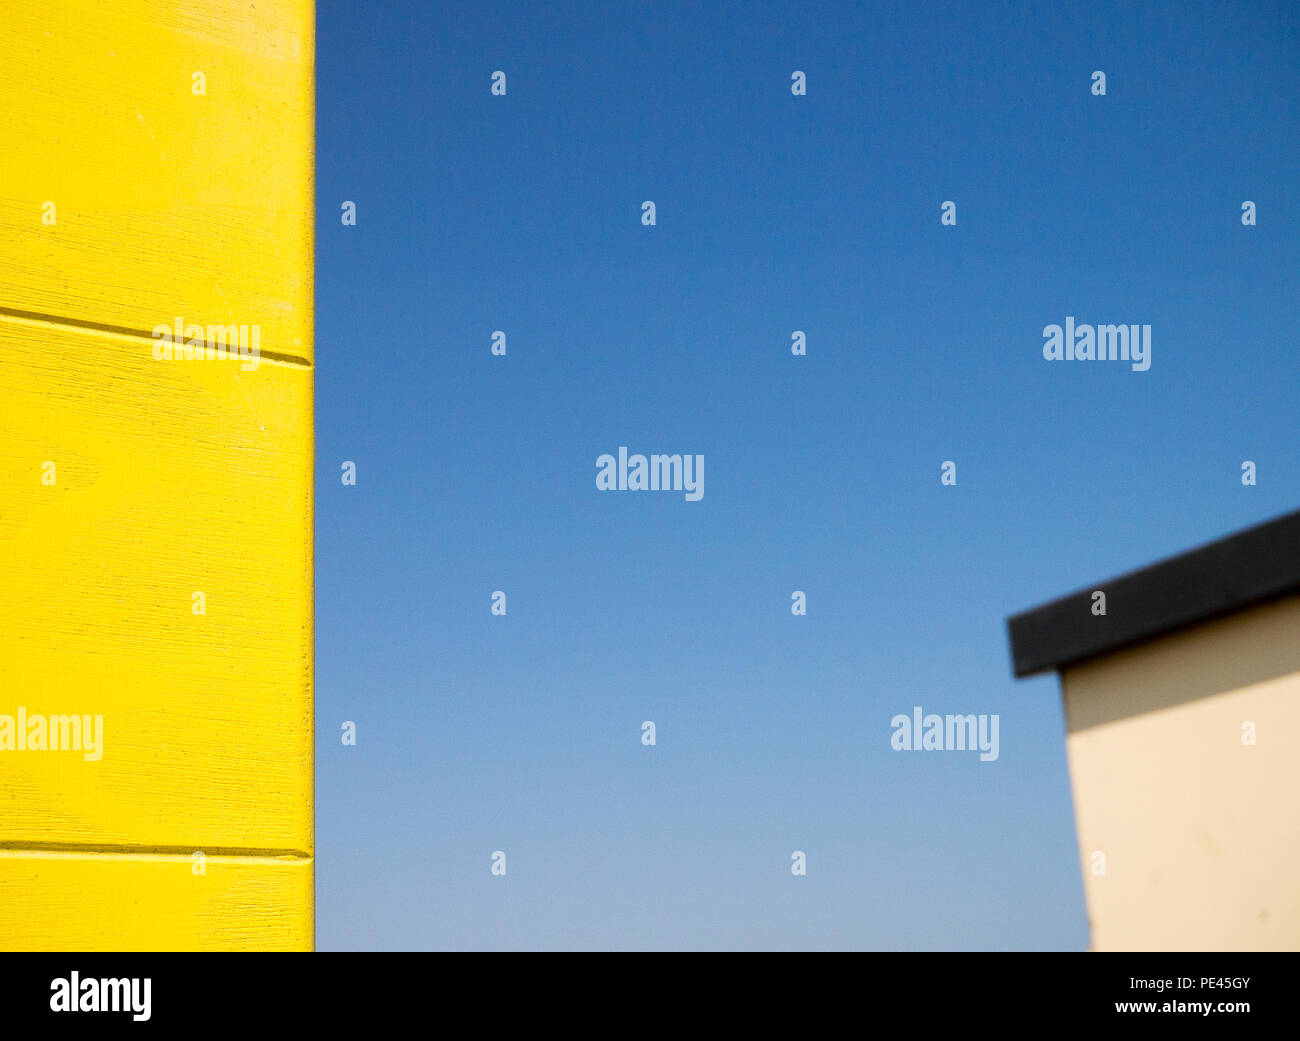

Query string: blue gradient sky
[313,0,1300,949]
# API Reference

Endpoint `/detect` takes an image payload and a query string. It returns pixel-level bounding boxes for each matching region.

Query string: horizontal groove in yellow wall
[0,852,313,951]
[0,315,313,854]
[0,0,314,361]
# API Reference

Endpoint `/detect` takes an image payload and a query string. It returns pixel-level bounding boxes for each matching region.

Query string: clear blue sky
[313,0,1300,949]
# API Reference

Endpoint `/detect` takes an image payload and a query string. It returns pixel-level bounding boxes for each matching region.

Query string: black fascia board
[1007,509,1300,678]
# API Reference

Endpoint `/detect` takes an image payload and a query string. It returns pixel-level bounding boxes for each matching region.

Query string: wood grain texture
[0,0,313,950]
[0,852,312,952]
[0,317,313,852]
[0,0,314,360]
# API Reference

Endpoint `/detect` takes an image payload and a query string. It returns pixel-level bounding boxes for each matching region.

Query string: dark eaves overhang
[1007,508,1300,678]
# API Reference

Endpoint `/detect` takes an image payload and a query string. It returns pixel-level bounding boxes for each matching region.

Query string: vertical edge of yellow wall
[307,0,317,951]
[0,0,317,951]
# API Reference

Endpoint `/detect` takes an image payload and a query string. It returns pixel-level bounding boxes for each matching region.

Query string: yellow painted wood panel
[0,852,312,951]
[0,316,313,854]
[0,0,314,949]
[0,0,314,361]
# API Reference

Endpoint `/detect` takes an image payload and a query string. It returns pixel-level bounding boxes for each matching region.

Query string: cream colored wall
[1061,594,1300,951]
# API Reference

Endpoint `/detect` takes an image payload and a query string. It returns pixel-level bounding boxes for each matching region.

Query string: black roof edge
[1007,508,1300,678]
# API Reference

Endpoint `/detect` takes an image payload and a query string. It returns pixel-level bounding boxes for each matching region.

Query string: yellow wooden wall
[0,0,314,950]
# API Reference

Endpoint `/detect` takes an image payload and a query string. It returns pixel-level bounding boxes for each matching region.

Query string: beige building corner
[1008,510,1300,952]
